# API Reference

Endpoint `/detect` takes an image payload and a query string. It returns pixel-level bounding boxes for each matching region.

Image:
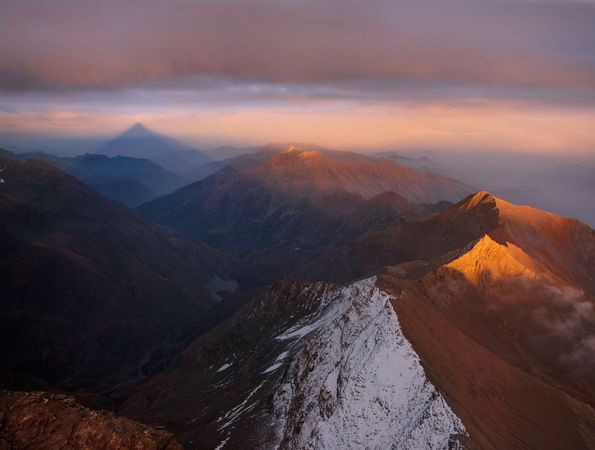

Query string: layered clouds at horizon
[1,0,595,154]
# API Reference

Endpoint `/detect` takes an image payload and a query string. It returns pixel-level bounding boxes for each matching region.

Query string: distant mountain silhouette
[375,150,445,173]
[20,152,187,206]
[185,159,229,181]
[98,123,212,175]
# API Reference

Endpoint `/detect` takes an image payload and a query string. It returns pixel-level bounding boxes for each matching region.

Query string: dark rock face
[121,280,331,448]
[0,390,182,450]
[0,150,227,391]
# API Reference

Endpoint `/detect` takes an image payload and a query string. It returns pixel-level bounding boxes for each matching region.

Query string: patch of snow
[271,277,465,450]
[276,351,289,361]
[217,382,265,431]
[276,322,320,341]
[275,284,357,342]
[213,436,230,450]
[217,362,232,373]
[261,351,290,375]
[262,362,283,374]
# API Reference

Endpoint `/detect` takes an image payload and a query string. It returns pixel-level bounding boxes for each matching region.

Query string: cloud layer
[2,0,595,93]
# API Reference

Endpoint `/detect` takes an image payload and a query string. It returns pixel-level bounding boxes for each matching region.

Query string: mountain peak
[461,190,560,226]
[282,145,321,157]
[270,146,325,166]
[122,123,153,137]
[465,191,498,208]
[130,122,148,131]
[445,234,541,285]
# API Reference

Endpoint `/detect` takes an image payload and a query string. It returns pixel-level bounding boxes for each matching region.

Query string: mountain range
[0,141,593,449]
[121,192,595,449]
[381,149,595,227]
[0,149,227,393]
[139,145,472,286]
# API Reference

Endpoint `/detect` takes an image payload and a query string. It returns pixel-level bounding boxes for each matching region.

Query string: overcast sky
[1,0,595,152]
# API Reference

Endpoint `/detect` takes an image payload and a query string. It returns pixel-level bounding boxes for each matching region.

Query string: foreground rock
[0,390,181,449]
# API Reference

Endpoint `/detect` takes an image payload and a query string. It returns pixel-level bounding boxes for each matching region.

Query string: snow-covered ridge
[271,277,465,450]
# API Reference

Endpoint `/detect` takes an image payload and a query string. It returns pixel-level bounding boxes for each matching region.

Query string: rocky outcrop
[0,390,181,449]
